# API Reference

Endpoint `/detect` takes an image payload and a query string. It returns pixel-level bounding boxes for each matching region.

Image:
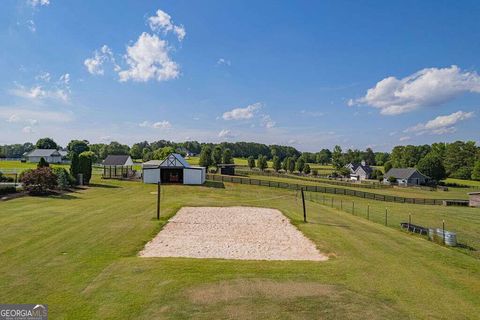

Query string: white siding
[183,168,205,185]
[27,156,62,163]
[143,168,160,184]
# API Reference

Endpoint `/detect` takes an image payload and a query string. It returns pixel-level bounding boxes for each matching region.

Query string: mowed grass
[0,160,69,172]
[241,172,472,200]
[1,177,480,319]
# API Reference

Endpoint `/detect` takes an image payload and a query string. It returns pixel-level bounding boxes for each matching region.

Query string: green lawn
[0,160,69,172]
[1,176,479,319]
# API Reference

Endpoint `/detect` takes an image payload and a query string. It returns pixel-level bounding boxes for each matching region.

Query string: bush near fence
[206,174,468,206]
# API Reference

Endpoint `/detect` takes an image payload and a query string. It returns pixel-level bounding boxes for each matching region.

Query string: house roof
[103,155,132,166]
[26,149,61,157]
[159,153,191,168]
[354,164,373,175]
[384,168,427,179]
[58,150,68,157]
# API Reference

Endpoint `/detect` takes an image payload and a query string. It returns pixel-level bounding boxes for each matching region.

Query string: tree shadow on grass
[89,183,120,189]
[203,181,225,189]
[456,243,477,252]
[47,193,79,200]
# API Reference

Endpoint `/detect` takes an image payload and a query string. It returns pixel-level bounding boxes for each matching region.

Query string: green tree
[67,140,89,158]
[472,160,480,181]
[332,145,344,170]
[304,164,311,174]
[316,149,332,164]
[130,144,143,160]
[247,156,256,169]
[416,153,446,182]
[375,152,390,166]
[296,157,306,173]
[37,157,49,168]
[287,157,295,173]
[272,156,281,172]
[79,151,95,184]
[212,146,223,166]
[384,161,393,173]
[35,137,58,150]
[70,152,80,182]
[106,141,130,155]
[199,146,213,168]
[364,148,376,165]
[444,141,477,177]
[222,148,234,164]
[257,155,268,171]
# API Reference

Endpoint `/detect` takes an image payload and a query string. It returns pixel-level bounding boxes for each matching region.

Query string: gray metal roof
[159,153,191,168]
[384,168,423,179]
[103,155,132,166]
[26,149,61,157]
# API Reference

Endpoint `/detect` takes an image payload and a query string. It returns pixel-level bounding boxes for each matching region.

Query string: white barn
[25,149,63,163]
[142,153,205,185]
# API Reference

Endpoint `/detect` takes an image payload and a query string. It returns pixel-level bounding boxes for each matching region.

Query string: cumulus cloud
[148,9,186,41]
[222,102,262,120]
[10,85,68,102]
[261,115,276,128]
[84,45,116,75]
[349,66,480,115]
[139,120,172,129]
[27,0,49,7]
[217,58,231,66]
[118,33,179,82]
[35,72,51,82]
[404,110,474,135]
[218,129,235,139]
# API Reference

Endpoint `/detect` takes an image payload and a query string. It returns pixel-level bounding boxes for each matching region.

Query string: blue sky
[0,0,479,151]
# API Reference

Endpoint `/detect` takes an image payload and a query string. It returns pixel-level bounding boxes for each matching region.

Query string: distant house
[142,153,205,184]
[383,168,429,186]
[102,155,134,179]
[346,160,373,181]
[25,149,62,163]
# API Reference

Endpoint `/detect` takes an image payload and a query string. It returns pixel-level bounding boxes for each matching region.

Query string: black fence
[206,174,468,206]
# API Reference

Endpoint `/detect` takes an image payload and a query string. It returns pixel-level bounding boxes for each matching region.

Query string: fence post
[385,208,388,226]
[156,182,161,220]
[442,220,445,245]
[408,213,411,228]
[340,199,343,210]
[367,204,370,220]
[301,188,307,223]
[331,197,334,208]
[352,201,355,215]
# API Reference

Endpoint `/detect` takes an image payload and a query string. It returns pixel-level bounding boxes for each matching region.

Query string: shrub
[0,172,14,182]
[37,157,49,168]
[304,164,311,174]
[451,167,472,180]
[388,176,397,184]
[20,167,58,195]
[79,151,95,185]
[472,160,480,181]
[52,167,74,190]
[0,186,16,195]
[311,169,318,176]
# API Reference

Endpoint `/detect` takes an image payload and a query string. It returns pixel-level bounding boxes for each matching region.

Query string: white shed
[142,153,205,185]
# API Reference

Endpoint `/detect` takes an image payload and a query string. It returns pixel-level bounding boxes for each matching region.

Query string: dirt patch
[187,279,336,304]
[139,206,327,261]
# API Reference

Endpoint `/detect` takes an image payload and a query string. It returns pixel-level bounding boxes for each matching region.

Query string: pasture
[1,175,480,319]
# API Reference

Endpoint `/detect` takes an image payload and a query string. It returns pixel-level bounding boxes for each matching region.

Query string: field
[1,173,480,319]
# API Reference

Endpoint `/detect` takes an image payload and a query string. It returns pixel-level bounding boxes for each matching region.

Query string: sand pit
[139,207,327,261]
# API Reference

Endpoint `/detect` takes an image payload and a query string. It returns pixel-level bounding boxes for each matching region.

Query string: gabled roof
[103,155,133,166]
[354,164,373,175]
[58,150,68,157]
[26,149,61,157]
[384,168,427,179]
[159,153,191,168]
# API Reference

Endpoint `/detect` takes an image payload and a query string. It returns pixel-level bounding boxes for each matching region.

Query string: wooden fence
[206,174,468,206]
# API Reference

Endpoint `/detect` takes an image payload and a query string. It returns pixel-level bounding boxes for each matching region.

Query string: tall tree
[472,160,480,181]
[364,148,376,165]
[199,146,213,168]
[67,140,90,158]
[287,157,295,173]
[222,148,234,164]
[35,137,58,150]
[79,151,94,185]
[70,153,80,180]
[416,153,446,182]
[272,156,281,172]
[304,164,311,174]
[247,156,255,169]
[316,149,332,164]
[296,157,306,173]
[332,145,344,170]
[212,146,223,166]
[444,141,477,178]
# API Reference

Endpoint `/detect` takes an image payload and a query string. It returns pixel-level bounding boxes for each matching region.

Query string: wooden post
[367,204,370,220]
[408,213,411,228]
[14,173,18,187]
[352,201,355,215]
[301,188,307,223]
[331,197,334,208]
[157,182,161,220]
[340,199,343,210]
[442,220,445,245]
[385,208,388,226]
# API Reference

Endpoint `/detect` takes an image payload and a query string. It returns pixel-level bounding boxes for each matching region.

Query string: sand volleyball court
[140,207,327,261]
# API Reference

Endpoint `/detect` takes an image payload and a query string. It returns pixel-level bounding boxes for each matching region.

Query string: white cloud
[218,129,235,139]
[399,136,411,142]
[0,107,73,124]
[10,83,69,102]
[84,45,115,75]
[148,9,186,41]
[404,110,474,135]
[118,32,179,82]
[35,72,51,82]
[300,110,324,117]
[217,58,231,66]
[261,114,276,128]
[222,102,262,120]
[27,20,36,32]
[28,0,49,7]
[350,66,480,115]
[59,73,70,85]
[22,126,34,134]
[139,120,172,129]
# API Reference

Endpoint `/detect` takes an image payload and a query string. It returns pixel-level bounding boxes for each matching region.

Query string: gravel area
[139,206,327,261]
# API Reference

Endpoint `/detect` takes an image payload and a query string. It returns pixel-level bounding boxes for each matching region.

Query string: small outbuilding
[142,153,205,185]
[102,155,134,179]
[468,192,480,208]
[217,164,236,176]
